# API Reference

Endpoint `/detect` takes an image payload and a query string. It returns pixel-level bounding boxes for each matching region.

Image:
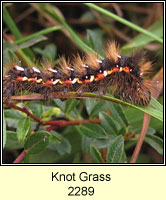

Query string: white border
[1,1,165,166]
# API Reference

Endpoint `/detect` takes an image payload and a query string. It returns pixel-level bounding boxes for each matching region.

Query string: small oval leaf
[79,123,107,138]
[65,99,79,114]
[24,131,51,154]
[90,145,103,163]
[114,104,128,127]
[144,134,163,155]
[17,117,31,142]
[106,135,124,163]
[99,112,118,135]
[85,99,98,115]
[43,43,57,60]
[49,131,71,155]
[5,131,24,149]
[90,101,106,117]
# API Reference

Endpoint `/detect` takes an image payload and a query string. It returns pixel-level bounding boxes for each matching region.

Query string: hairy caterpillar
[3,41,152,106]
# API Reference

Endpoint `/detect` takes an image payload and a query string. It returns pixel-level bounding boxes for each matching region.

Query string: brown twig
[43,119,100,127]
[45,119,101,131]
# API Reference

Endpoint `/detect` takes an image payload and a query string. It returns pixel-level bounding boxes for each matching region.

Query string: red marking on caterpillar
[3,41,152,106]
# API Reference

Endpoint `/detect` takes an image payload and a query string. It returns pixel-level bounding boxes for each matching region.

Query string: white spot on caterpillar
[36,79,42,83]
[117,54,121,58]
[99,70,102,73]
[48,68,57,73]
[96,59,102,63]
[116,65,119,68]
[53,79,60,85]
[140,72,143,76]
[90,75,94,82]
[104,70,107,77]
[22,77,28,81]
[14,65,24,71]
[83,64,89,68]
[67,67,74,71]
[72,78,78,84]
[85,75,88,79]
[130,69,133,72]
[120,67,123,72]
[32,67,41,73]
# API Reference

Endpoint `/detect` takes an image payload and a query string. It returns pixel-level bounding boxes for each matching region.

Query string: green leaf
[43,43,57,60]
[54,99,66,112]
[107,102,128,128]
[99,112,118,135]
[3,111,6,148]
[65,99,79,115]
[106,135,124,163]
[3,5,34,58]
[90,145,103,163]
[86,29,104,56]
[33,43,57,60]
[82,93,163,122]
[79,123,107,138]
[17,117,31,142]
[26,101,44,118]
[81,135,116,153]
[119,151,127,163]
[90,101,106,117]
[51,134,62,143]
[113,104,128,127]
[24,131,51,154]
[81,135,93,153]
[41,107,61,121]
[4,109,23,129]
[85,99,98,115]
[5,131,24,149]
[149,117,163,135]
[144,134,163,155]
[8,36,47,51]
[92,135,116,149]
[4,109,23,119]
[117,127,126,136]
[150,96,163,112]
[85,99,106,117]
[15,26,62,45]
[121,18,163,53]
[48,131,71,155]
[3,5,22,39]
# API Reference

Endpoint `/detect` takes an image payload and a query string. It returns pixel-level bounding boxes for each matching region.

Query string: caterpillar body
[3,42,151,106]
